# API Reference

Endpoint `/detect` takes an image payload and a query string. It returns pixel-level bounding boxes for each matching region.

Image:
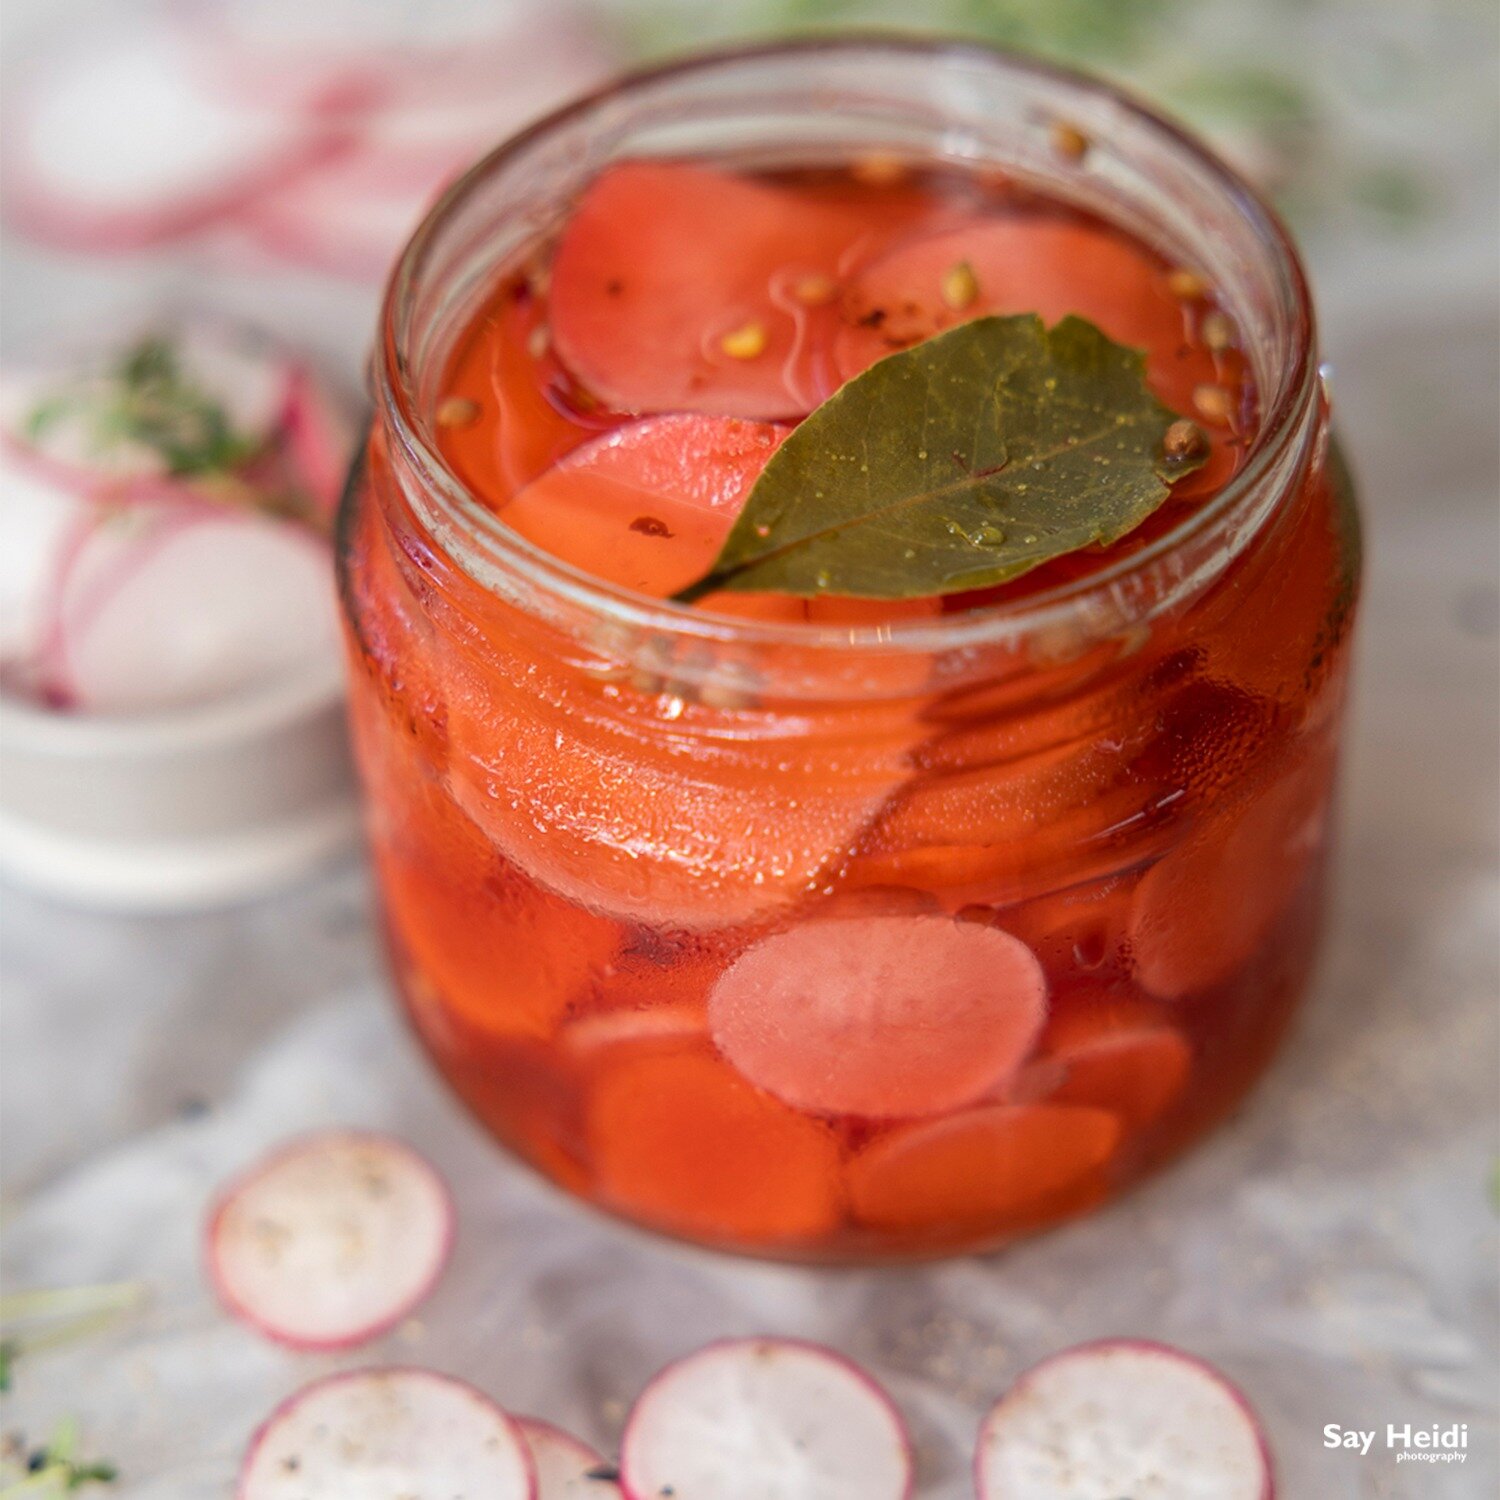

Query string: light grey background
[2,2,1497,1495]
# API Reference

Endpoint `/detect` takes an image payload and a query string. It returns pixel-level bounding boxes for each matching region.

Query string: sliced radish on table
[708,915,1047,1118]
[587,1050,841,1244]
[835,218,1219,413]
[238,164,440,282]
[849,1103,1120,1232]
[331,25,607,174]
[208,1131,454,1350]
[519,1417,621,1499]
[237,1368,535,1499]
[3,24,340,252]
[549,162,880,419]
[620,1338,912,1500]
[499,414,787,597]
[181,0,601,113]
[975,1339,1274,1499]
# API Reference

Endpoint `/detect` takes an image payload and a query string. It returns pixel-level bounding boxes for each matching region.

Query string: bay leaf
[674,314,1207,602]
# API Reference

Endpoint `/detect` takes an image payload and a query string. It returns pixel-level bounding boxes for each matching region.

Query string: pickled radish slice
[1050,1028,1193,1128]
[835,218,1215,410]
[375,789,621,1043]
[708,916,1047,1118]
[549,162,871,418]
[208,1132,453,1350]
[237,1369,535,1499]
[380,851,619,1043]
[849,1104,1120,1231]
[500,415,787,596]
[1039,991,1177,1053]
[1130,760,1331,998]
[443,633,923,928]
[519,1418,621,1499]
[587,1051,840,1243]
[560,1004,709,1064]
[620,1338,913,1500]
[975,1340,1274,1500]
[6,26,334,253]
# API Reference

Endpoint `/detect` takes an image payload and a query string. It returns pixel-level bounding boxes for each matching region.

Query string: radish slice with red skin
[490,413,938,624]
[620,1338,913,1500]
[975,1339,1274,1500]
[708,915,1048,1118]
[519,1418,621,1499]
[834,218,1223,424]
[1048,1027,1193,1129]
[237,166,440,282]
[178,0,603,114]
[1130,758,1332,999]
[560,1004,710,1065]
[237,1367,535,1499]
[499,414,788,597]
[59,508,340,715]
[0,448,87,695]
[588,1051,842,1244]
[276,360,358,516]
[849,1104,1121,1232]
[208,1132,454,1350]
[549,162,880,419]
[3,25,345,253]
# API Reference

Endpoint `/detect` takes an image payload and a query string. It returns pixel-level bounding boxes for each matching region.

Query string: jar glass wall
[338,38,1360,1261]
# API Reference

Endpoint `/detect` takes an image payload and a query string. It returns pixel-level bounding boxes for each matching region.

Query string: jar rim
[375,32,1319,655]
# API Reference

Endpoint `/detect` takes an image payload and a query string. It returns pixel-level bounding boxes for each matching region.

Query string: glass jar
[338,37,1360,1261]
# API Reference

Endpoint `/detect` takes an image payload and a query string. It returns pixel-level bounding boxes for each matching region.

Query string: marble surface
[2,2,1497,1495]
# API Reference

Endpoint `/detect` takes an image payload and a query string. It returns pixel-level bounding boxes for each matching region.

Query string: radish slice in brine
[208,1132,454,1350]
[709,915,1047,1118]
[848,1103,1120,1233]
[499,414,788,598]
[237,1368,535,1499]
[620,1338,913,1500]
[834,219,1215,406]
[1048,1026,1193,1129]
[975,1339,1274,1500]
[549,162,874,419]
[519,1418,621,1499]
[588,1050,842,1244]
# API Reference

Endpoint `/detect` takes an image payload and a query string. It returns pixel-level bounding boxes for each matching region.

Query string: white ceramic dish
[0,660,357,911]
